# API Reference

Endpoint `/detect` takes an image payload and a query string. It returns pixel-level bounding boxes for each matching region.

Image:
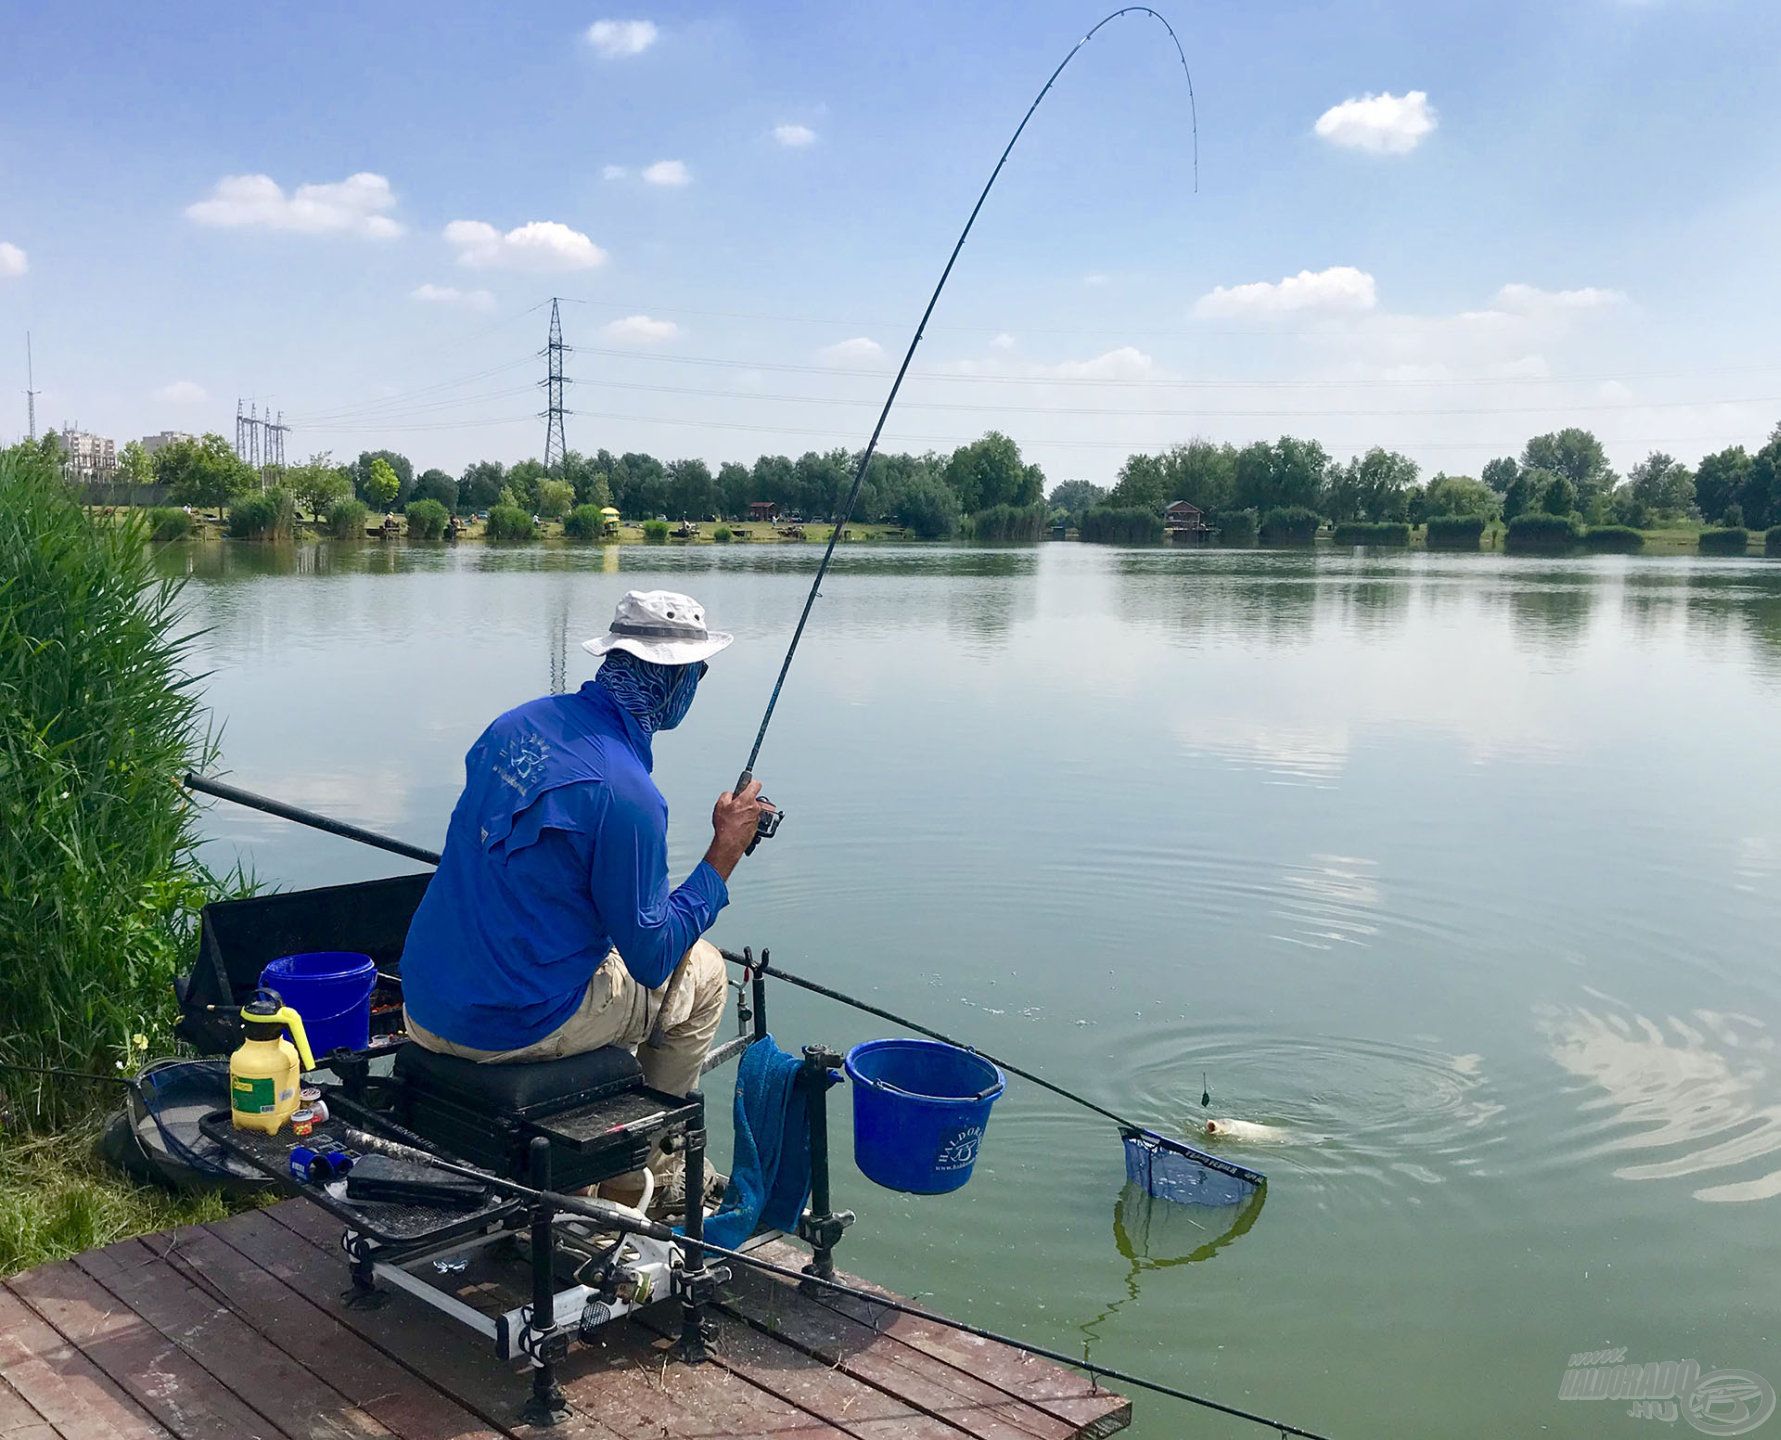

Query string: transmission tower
[24,332,39,441]
[540,297,571,470]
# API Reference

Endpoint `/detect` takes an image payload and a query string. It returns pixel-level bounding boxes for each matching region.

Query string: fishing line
[734,6,1197,795]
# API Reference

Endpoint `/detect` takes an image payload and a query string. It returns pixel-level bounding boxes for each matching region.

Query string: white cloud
[1083,272,1110,287]
[641,159,690,187]
[1194,265,1378,319]
[601,314,681,344]
[1491,283,1629,315]
[989,332,1017,351]
[0,242,26,277]
[1040,346,1155,380]
[1314,91,1438,155]
[411,283,496,311]
[601,164,629,181]
[772,123,817,148]
[154,380,207,405]
[584,19,658,57]
[443,219,607,272]
[818,337,884,365]
[185,172,402,237]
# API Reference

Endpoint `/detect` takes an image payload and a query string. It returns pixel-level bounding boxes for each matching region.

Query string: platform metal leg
[672,1090,718,1364]
[797,1047,852,1291]
[519,1136,569,1427]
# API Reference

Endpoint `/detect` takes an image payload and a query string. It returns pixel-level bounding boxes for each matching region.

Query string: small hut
[598,505,621,535]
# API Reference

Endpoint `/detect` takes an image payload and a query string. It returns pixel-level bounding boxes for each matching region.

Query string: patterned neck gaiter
[596,649,704,734]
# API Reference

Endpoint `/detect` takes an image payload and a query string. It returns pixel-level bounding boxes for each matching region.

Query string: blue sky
[4,0,1779,484]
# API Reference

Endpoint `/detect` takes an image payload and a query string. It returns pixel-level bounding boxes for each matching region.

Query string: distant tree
[1743,445,1780,531]
[1521,429,1615,508]
[156,433,255,509]
[458,460,505,513]
[793,449,852,518]
[363,457,400,510]
[1692,445,1750,524]
[895,473,962,539]
[1540,472,1578,516]
[404,498,451,540]
[1482,456,1520,494]
[1423,473,1500,519]
[665,458,716,518]
[1326,447,1418,521]
[411,468,458,511]
[290,454,352,520]
[537,479,575,519]
[1107,453,1169,512]
[751,454,797,514]
[716,461,752,519]
[352,450,413,507]
[116,439,156,500]
[505,459,547,513]
[1047,479,1108,522]
[612,452,667,517]
[1623,451,1695,522]
[943,431,1043,512]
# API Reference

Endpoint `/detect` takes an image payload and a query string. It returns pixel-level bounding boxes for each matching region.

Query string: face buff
[597,650,705,734]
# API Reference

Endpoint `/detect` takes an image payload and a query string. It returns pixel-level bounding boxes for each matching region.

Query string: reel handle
[733,768,784,855]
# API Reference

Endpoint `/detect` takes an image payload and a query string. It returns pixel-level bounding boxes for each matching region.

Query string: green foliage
[1522,428,1616,507]
[0,449,237,1125]
[326,497,369,540]
[537,478,575,520]
[943,431,1044,512]
[411,468,459,511]
[1505,513,1581,552]
[895,473,961,540]
[1694,446,1751,525]
[486,504,536,542]
[404,498,450,540]
[563,504,606,541]
[712,524,733,544]
[1425,514,1487,549]
[1581,525,1646,553]
[1216,508,1258,545]
[116,440,156,494]
[147,507,194,542]
[1109,440,1236,515]
[968,503,1049,542]
[289,456,351,521]
[226,487,297,541]
[458,460,506,513]
[1332,520,1410,546]
[1325,448,1419,522]
[1698,527,1750,556]
[352,450,413,508]
[362,457,401,509]
[1766,526,1781,557]
[1078,506,1163,544]
[641,519,671,543]
[1047,479,1108,522]
[1423,474,1500,520]
[1624,451,1694,521]
[1482,456,1520,494]
[1259,506,1321,544]
[155,433,254,509]
[1540,473,1579,516]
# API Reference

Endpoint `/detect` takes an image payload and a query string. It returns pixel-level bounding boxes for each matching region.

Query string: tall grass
[0,448,235,1125]
[1332,520,1409,546]
[1216,509,1258,545]
[147,507,194,542]
[1505,514,1580,553]
[1425,514,1486,549]
[1260,506,1320,544]
[226,487,296,541]
[1767,525,1781,558]
[563,504,605,541]
[641,518,670,543]
[968,503,1049,542]
[326,497,369,540]
[1078,506,1162,544]
[486,504,536,542]
[404,498,450,540]
[1582,525,1645,553]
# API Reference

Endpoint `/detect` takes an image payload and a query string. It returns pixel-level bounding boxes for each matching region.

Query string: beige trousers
[404,939,729,1102]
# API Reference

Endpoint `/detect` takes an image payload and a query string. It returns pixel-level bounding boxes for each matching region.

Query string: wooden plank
[716,1264,1078,1440]
[6,1261,283,1440]
[0,1287,171,1440]
[0,1371,52,1435]
[750,1243,1129,1438]
[158,1226,502,1440]
[72,1238,391,1440]
[235,1206,621,1439]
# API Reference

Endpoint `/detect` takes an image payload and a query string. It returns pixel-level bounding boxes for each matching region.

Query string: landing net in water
[1122,1126,1266,1207]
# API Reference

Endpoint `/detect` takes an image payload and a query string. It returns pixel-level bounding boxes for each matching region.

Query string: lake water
[165,539,1781,1438]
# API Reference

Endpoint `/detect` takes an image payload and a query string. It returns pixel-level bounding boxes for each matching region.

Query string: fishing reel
[746,801,783,856]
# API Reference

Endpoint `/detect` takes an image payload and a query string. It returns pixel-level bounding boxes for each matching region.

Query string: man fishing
[400,589,769,1201]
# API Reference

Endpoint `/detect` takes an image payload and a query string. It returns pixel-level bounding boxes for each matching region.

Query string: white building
[58,426,116,475]
[140,430,194,456]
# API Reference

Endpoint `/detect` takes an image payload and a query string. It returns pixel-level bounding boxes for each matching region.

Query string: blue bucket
[259,951,376,1058]
[845,1039,1006,1194]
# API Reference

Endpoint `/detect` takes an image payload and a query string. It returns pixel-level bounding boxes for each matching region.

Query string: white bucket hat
[581,590,734,666]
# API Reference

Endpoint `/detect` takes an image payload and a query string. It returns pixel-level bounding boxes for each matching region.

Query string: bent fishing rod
[337,1124,1331,1439]
[733,6,1197,811]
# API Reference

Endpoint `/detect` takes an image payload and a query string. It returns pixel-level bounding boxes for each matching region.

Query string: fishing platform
[0,1208,1130,1439]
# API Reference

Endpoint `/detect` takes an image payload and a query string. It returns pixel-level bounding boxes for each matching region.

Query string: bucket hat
[581,590,733,666]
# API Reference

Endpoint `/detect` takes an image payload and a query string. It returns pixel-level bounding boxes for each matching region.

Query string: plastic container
[259,951,376,1059]
[844,1038,1006,1194]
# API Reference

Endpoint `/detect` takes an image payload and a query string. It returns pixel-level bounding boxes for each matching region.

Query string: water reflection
[1542,1000,1781,1203]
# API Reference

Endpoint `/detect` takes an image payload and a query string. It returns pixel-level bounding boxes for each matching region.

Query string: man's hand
[705,779,772,881]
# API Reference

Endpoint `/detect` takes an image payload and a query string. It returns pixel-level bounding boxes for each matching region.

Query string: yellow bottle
[230,988,316,1134]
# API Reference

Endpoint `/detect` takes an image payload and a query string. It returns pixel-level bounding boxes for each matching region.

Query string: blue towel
[701,1034,838,1250]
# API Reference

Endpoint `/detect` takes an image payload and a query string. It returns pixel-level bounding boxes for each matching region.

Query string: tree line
[45,417,1781,540]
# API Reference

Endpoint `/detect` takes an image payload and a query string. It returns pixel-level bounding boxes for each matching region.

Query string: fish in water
[1204,1118,1287,1143]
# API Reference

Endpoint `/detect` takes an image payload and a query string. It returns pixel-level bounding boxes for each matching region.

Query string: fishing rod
[733,6,1197,807]
[339,1125,1331,1439]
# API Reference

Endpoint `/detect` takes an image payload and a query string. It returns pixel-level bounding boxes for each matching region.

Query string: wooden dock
[0,1201,1130,1439]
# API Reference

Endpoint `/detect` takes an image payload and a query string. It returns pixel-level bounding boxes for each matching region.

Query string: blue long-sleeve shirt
[400,681,728,1052]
